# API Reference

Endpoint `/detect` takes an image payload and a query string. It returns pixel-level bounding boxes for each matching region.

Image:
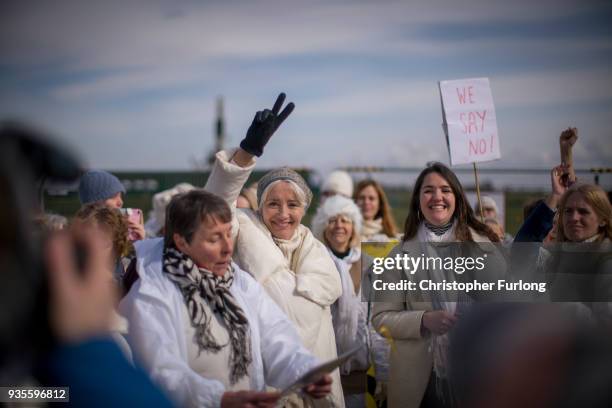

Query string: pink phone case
[121,208,143,240]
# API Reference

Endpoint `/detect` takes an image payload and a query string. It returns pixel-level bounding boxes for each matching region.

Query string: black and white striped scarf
[163,246,252,384]
[424,219,454,236]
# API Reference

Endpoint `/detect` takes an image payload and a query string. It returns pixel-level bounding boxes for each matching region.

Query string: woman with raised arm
[372,162,502,408]
[204,93,344,407]
[549,183,612,326]
[513,165,612,327]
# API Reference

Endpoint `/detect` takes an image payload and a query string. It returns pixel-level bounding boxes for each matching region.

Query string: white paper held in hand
[280,345,362,397]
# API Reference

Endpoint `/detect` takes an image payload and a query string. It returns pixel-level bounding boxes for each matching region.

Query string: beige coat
[205,150,344,407]
[371,228,504,408]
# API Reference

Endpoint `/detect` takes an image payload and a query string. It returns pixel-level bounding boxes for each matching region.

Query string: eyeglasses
[328,215,353,225]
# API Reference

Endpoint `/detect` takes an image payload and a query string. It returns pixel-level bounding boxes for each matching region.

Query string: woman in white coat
[204,93,344,407]
[120,189,332,408]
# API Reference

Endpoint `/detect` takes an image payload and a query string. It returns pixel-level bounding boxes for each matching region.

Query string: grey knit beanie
[257,167,312,209]
[78,170,126,204]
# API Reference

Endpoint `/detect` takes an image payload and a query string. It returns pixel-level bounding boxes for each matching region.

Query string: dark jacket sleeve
[514,201,555,243]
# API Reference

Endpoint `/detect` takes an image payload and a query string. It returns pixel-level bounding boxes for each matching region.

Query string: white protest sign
[439,77,501,165]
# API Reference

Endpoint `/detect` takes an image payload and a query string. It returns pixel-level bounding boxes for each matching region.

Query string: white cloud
[295,67,612,118]
[2,0,605,69]
[492,68,612,108]
[50,66,212,101]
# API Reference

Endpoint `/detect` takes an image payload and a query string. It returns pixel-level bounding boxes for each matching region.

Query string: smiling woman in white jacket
[204,94,344,407]
[120,189,333,408]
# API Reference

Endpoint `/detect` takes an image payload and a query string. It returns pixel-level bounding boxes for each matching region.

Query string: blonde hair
[73,204,133,260]
[556,183,612,242]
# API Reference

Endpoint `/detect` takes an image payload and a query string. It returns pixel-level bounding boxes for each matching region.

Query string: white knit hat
[311,195,363,242]
[321,170,353,198]
[144,183,195,237]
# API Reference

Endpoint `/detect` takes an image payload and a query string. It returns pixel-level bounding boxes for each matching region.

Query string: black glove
[240,93,294,157]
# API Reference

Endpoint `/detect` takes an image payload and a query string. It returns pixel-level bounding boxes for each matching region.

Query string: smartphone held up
[120,208,143,241]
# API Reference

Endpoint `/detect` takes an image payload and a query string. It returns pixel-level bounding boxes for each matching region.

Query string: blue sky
[1,0,611,188]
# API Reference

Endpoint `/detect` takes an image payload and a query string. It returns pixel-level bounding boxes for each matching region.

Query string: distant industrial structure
[207,96,226,168]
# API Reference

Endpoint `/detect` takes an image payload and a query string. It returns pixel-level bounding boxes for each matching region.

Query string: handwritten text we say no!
[456,86,494,156]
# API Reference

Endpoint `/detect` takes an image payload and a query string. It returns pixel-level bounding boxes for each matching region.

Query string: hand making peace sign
[239,93,295,157]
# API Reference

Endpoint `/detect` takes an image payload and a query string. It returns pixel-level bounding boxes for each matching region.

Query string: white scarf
[234,209,341,306]
[272,227,306,271]
[362,218,384,239]
[329,247,362,355]
[583,233,601,243]
[329,246,373,377]
[417,222,457,386]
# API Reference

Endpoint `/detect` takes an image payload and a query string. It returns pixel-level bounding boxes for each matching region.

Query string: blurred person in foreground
[34,213,68,232]
[0,122,173,407]
[120,189,332,408]
[312,195,389,407]
[450,303,612,408]
[203,93,343,407]
[372,162,503,408]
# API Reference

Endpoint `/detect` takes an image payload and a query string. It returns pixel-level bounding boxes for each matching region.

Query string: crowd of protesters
[1,93,611,408]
